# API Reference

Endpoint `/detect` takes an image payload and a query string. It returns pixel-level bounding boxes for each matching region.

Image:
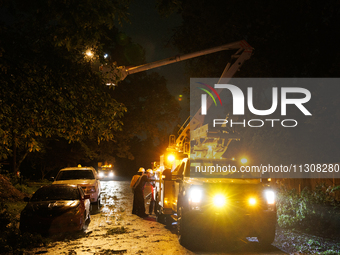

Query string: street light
[85,50,93,57]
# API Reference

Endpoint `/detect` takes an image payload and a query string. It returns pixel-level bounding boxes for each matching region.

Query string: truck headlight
[248,197,257,206]
[213,194,226,208]
[109,172,114,177]
[265,190,275,204]
[189,187,202,203]
[188,187,202,210]
[98,172,104,178]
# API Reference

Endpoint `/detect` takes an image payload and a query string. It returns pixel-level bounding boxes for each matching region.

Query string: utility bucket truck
[103,40,276,248]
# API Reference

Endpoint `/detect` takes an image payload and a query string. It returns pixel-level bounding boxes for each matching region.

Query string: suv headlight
[84,186,96,193]
[265,190,275,205]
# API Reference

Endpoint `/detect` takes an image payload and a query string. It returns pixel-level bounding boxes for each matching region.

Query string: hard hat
[138,167,145,173]
[146,169,153,174]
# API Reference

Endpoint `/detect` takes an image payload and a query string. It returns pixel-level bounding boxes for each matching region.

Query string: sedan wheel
[91,197,101,213]
[85,212,91,225]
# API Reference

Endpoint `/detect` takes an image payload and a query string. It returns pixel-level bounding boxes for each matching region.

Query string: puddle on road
[99,181,133,219]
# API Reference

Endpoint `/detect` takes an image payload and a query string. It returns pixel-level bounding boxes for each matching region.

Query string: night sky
[121,0,189,122]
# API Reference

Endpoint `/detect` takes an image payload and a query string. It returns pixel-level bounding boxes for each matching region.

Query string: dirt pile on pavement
[0,174,25,201]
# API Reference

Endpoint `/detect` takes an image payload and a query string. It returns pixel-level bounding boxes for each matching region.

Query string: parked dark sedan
[20,184,91,235]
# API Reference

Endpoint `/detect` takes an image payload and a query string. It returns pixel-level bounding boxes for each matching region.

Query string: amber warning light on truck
[97,162,114,180]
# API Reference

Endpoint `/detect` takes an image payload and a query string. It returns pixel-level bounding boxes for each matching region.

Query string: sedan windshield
[31,186,80,201]
[56,170,95,180]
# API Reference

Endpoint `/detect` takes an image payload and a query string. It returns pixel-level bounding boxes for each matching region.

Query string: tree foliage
[0,0,130,168]
[0,0,181,176]
[277,184,340,234]
[82,72,181,172]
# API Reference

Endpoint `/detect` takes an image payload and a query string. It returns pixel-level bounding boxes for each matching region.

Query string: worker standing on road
[132,168,154,218]
[131,167,145,216]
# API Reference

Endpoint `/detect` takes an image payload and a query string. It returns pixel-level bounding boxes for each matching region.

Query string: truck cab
[155,158,277,248]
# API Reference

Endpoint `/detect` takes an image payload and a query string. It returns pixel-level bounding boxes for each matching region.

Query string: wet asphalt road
[29,180,287,255]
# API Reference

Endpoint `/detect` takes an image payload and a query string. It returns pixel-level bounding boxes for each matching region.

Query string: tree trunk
[12,132,17,174]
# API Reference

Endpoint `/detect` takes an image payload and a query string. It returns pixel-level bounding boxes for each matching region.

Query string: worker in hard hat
[130,168,145,190]
[131,167,145,215]
[132,168,154,218]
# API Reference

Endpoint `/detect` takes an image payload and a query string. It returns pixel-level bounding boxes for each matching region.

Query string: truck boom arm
[172,41,253,154]
[100,40,253,84]
[126,40,252,75]
[101,40,253,160]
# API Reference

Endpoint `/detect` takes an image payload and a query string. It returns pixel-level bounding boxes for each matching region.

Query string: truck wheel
[155,195,166,224]
[156,211,165,224]
[165,215,173,229]
[257,226,276,246]
[177,206,192,248]
[154,193,159,215]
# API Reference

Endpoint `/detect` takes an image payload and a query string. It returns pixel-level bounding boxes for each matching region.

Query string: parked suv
[52,166,101,210]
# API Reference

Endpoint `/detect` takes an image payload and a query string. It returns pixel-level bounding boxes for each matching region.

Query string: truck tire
[257,225,276,246]
[156,211,165,224]
[165,215,173,229]
[177,206,192,248]
[154,193,159,215]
